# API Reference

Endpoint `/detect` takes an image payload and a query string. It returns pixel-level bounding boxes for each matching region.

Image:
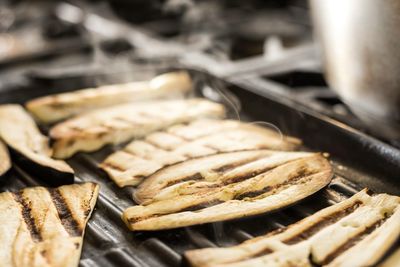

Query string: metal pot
[309,0,400,140]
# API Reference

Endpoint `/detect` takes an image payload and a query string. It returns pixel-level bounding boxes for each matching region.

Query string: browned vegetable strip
[0,182,99,267]
[26,71,192,124]
[123,152,332,231]
[135,150,312,204]
[0,104,73,182]
[50,99,225,159]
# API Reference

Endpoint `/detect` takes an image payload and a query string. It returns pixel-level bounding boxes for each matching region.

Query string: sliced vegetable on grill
[50,99,226,159]
[101,119,301,187]
[185,189,400,267]
[0,140,11,176]
[0,182,99,267]
[123,150,332,231]
[26,71,192,124]
[0,104,74,185]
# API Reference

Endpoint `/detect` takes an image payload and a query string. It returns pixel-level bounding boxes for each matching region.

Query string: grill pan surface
[0,69,399,267]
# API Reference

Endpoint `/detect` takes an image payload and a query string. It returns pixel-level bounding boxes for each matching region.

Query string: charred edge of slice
[9,148,74,186]
[47,188,83,237]
[83,183,99,219]
[81,183,98,220]
[283,201,364,245]
[320,215,391,265]
[12,192,43,242]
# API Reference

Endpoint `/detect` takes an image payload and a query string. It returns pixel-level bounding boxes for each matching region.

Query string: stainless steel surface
[310,0,400,139]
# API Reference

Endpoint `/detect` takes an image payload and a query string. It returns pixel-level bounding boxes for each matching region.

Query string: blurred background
[1,0,399,145]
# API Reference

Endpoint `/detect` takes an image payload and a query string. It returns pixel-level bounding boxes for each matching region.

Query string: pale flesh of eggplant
[26,71,192,124]
[50,99,226,159]
[0,104,74,185]
[0,182,99,267]
[123,150,332,231]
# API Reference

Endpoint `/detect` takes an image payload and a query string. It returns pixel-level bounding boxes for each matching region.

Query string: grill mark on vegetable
[182,200,225,212]
[247,247,274,260]
[120,149,154,162]
[101,162,126,172]
[153,167,318,215]
[99,124,116,131]
[128,215,156,224]
[223,166,274,185]
[131,150,267,185]
[283,201,363,245]
[235,187,272,200]
[121,149,138,157]
[234,167,318,201]
[13,192,43,242]
[162,155,269,189]
[47,188,83,237]
[223,157,306,185]
[144,139,173,152]
[165,173,204,187]
[166,124,228,143]
[320,215,390,265]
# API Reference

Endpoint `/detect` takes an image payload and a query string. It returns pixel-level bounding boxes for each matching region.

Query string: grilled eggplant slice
[0,182,99,267]
[101,119,301,187]
[185,189,400,267]
[0,140,11,176]
[123,151,332,231]
[26,71,192,124]
[50,99,225,159]
[0,104,74,185]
